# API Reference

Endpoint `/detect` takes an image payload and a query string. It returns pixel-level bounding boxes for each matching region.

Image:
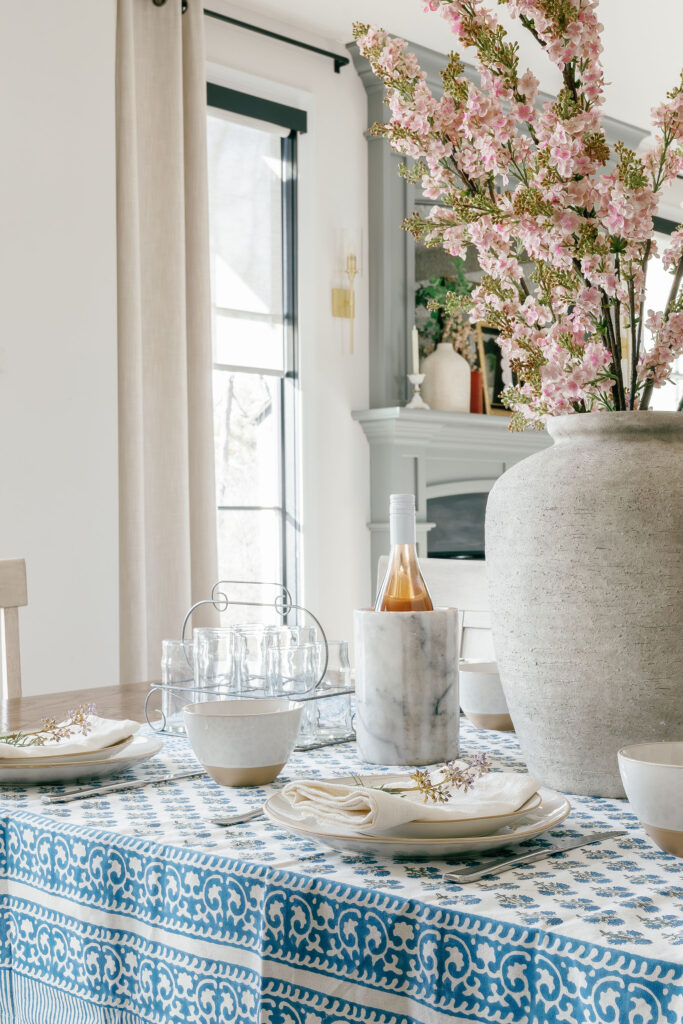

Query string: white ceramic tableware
[184,698,303,786]
[0,736,136,767]
[459,661,513,731]
[275,773,541,839]
[0,734,162,786]
[618,741,683,857]
[264,782,570,857]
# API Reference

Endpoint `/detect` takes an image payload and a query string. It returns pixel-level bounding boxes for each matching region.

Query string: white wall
[205,3,372,645]
[0,1,119,696]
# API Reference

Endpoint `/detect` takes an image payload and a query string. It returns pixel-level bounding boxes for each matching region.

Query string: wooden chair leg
[2,607,22,699]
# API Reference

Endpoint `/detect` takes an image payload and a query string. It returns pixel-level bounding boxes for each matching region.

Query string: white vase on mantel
[420,342,471,413]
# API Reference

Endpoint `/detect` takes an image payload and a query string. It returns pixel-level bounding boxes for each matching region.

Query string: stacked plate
[265,773,571,857]
[0,735,162,786]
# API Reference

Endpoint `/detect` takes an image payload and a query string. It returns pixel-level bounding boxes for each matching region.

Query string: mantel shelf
[352,407,550,457]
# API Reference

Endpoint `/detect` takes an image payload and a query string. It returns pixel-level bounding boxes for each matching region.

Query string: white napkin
[282,770,539,835]
[0,715,141,759]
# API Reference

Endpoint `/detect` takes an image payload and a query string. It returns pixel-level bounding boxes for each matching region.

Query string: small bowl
[459,661,514,732]
[618,741,683,857]
[184,698,303,787]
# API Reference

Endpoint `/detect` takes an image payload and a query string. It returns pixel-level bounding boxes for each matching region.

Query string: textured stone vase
[486,411,683,797]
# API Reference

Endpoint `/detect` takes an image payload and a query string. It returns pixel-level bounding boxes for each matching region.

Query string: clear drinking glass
[317,640,351,690]
[295,641,355,750]
[231,624,320,694]
[160,640,195,734]
[233,626,273,694]
[261,625,319,648]
[265,642,319,697]
[193,627,241,697]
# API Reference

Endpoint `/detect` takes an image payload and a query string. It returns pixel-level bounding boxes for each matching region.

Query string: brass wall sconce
[332,250,361,354]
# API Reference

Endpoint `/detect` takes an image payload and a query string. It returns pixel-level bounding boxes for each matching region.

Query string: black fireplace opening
[426,492,488,560]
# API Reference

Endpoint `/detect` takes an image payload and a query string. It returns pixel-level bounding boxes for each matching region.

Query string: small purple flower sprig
[409,753,492,804]
[0,703,96,748]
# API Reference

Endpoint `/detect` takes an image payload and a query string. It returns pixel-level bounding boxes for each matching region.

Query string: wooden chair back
[376,556,495,661]
[0,559,28,699]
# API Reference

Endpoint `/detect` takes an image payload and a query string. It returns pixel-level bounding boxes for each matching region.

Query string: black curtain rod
[153,1,350,73]
[204,9,349,73]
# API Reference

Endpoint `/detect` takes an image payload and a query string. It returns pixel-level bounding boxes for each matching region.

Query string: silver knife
[444,830,626,883]
[211,808,265,826]
[41,769,206,804]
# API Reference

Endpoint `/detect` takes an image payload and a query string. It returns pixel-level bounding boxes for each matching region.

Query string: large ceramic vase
[485,411,683,797]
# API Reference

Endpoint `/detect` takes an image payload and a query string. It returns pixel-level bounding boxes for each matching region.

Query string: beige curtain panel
[116,0,217,683]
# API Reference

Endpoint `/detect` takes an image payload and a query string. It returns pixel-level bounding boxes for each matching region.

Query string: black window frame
[207,82,305,613]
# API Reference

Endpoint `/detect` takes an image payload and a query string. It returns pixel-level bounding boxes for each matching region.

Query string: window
[206,87,304,620]
[645,229,683,410]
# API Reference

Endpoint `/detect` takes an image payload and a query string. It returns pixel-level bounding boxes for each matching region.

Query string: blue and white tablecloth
[0,719,680,1024]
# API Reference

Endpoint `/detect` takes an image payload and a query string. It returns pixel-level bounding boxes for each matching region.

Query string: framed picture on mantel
[476,324,512,416]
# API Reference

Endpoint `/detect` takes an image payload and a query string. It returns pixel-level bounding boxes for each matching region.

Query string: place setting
[264,766,574,863]
[0,705,163,789]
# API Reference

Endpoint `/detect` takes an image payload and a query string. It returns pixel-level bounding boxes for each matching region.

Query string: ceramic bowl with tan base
[459,661,514,732]
[184,698,303,786]
[618,741,683,857]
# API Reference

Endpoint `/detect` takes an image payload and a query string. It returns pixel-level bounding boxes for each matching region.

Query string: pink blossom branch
[354,6,683,428]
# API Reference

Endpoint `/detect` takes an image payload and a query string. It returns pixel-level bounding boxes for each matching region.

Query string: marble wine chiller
[354,608,460,766]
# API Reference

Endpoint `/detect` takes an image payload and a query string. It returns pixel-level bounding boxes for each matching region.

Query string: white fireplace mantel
[352,407,551,585]
[353,407,549,455]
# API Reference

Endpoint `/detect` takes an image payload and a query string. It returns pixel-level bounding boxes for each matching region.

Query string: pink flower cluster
[354,1,683,428]
[640,311,683,386]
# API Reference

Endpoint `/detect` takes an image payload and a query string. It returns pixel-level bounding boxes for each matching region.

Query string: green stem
[601,293,625,410]
[628,275,639,411]
[665,253,683,316]
[632,240,652,405]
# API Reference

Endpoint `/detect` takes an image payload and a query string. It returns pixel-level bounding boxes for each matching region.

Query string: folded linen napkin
[282,770,539,834]
[0,715,141,759]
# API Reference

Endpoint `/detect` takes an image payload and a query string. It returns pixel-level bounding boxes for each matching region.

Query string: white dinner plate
[265,784,570,858]
[0,735,136,767]
[291,774,543,838]
[0,735,163,786]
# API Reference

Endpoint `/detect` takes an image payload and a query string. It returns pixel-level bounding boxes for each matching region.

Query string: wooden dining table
[1,680,153,732]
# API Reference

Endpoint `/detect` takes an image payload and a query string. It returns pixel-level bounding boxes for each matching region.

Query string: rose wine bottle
[374,494,434,612]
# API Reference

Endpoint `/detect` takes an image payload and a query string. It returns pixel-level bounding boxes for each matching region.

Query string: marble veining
[354,608,460,765]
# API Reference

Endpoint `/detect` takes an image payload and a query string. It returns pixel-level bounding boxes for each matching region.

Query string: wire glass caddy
[146,581,355,750]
